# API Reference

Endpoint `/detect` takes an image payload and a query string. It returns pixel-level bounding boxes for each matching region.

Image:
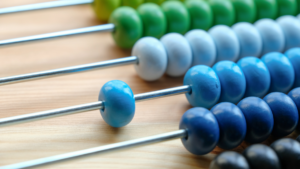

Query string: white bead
[277,15,300,51]
[132,37,167,81]
[160,33,192,77]
[208,25,240,62]
[232,22,262,58]
[254,18,285,56]
[185,29,216,67]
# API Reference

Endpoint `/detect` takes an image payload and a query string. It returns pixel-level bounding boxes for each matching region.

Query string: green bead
[276,0,297,16]
[109,7,143,48]
[123,0,145,9]
[145,0,165,5]
[161,1,190,34]
[137,3,167,38]
[208,0,235,26]
[298,0,300,13]
[92,0,122,22]
[230,0,256,23]
[184,0,213,30]
[253,0,277,19]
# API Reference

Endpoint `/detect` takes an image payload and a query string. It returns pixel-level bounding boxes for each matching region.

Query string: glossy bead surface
[211,102,247,149]
[208,0,235,26]
[261,52,294,93]
[92,0,122,22]
[264,92,299,137]
[209,25,240,62]
[185,29,216,67]
[288,87,300,129]
[237,57,270,97]
[232,22,262,58]
[213,61,246,103]
[243,144,281,169]
[230,0,256,23]
[122,0,144,9]
[277,16,300,51]
[180,107,220,155]
[210,151,250,169]
[253,0,277,19]
[285,48,300,88]
[276,0,297,16]
[98,80,135,127]
[184,65,221,108]
[109,7,143,49]
[137,3,166,38]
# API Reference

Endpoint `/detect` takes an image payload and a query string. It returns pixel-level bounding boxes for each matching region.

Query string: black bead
[270,138,300,169]
[210,151,250,169]
[243,144,281,169]
[296,135,300,143]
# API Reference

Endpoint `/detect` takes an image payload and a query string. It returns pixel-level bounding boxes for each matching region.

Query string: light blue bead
[98,80,135,128]
[184,65,221,108]
[237,57,270,97]
[261,52,295,93]
[277,16,300,51]
[285,48,300,88]
[213,61,246,103]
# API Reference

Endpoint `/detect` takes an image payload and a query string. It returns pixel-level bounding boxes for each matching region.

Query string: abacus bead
[276,0,298,16]
[264,92,299,137]
[132,37,167,81]
[253,0,277,20]
[254,19,284,55]
[232,23,262,58]
[288,87,300,129]
[109,7,143,49]
[277,16,300,51]
[261,52,294,93]
[184,65,221,108]
[98,80,135,127]
[185,30,216,67]
[137,3,166,39]
[238,97,273,143]
[237,57,270,97]
[145,0,164,5]
[179,107,220,155]
[230,0,256,23]
[210,151,250,169]
[285,48,300,87]
[213,61,246,103]
[209,25,240,62]
[161,1,190,34]
[184,0,213,30]
[208,0,235,26]
[211,102,247,149]
[122,0,144,9]
[270,138,300,169]
[243,144,281,169]
[160,33,192,77]
[297,135,300,142]
[92,0,121,22]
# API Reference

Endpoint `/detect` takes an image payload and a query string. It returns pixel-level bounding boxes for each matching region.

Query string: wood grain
[0,1,298,168]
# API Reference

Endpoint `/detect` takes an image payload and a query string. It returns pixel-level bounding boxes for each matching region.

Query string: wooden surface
[0,1,298,168]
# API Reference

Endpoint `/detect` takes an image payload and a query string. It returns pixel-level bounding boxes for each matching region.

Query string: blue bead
[184,65,221,108]
[237,97,274,143]
[237,57,270,97]
[213,61,246,103]
[211,102,247,149]
[288,87,300,130]
[264,92,299,137]
[98,80,135,128]
[285,48,300,88]
[180,107,219,155]
[261,52,295,93]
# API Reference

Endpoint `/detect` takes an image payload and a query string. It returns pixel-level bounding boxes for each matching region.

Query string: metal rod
[0,129,187,169]
[0,0,93,15]
[0,56,137,86]
[0,24,114,46]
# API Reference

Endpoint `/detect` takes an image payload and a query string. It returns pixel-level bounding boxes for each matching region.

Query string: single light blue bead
[98,80,135,128]
[237,97,274,143]
[264,92,299,137]
[277,16,300,51]
[211,102,247,150]
[288,87,300,130]
[213,61,246,103]
[237,57,270,97]
[184,65,221,108]
[261,52,295,93]
[285,48,300,88]
[180,107,220,155]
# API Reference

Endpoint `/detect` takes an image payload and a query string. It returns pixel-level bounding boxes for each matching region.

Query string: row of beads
[109,0,300,48]
[210,136,300,169]
[132,15,300,81]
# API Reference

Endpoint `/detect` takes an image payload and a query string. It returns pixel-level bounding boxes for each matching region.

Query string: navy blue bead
[184,65,221,108]
[211,102,247,149]
[180,107,220,155]
[288,87,300,130]
[237,57,270,97]
[264,92,299,137]
[210,151,250,169]
[213,61,246,103]
[98,80,135,128]
[237,97,274,143]
[261,52,295,93]
[285,48,300,88]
